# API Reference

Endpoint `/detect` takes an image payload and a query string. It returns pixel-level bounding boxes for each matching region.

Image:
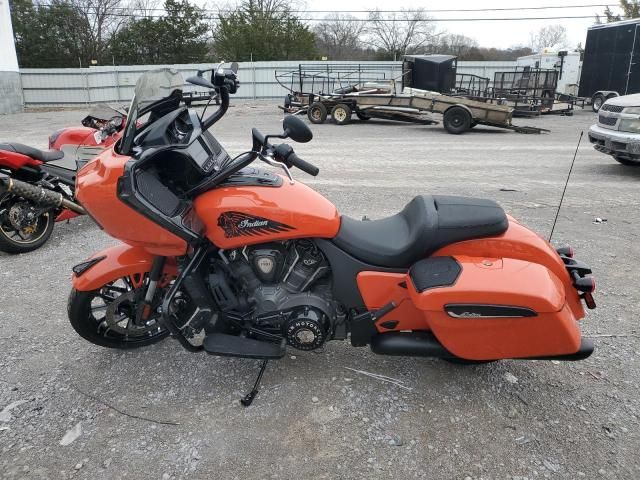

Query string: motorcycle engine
[210,240,340,350]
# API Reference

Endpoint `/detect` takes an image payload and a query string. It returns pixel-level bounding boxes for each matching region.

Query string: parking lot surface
[1,104,639,479]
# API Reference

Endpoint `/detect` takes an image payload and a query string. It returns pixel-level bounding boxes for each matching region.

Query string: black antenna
[548,131,583,242]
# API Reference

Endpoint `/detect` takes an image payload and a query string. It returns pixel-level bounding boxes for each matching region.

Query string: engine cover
[285,307,330,350]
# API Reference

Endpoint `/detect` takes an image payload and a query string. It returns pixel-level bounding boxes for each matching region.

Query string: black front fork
[157,245,215,352]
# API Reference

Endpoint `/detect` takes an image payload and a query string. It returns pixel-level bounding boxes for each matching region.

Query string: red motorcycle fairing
[75,148,189,257]
[50,127,100,149]
[194,179,340,250]
[72,243,178,292]
[0,148,42,170]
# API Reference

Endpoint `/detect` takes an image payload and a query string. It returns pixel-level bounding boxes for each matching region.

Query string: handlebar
[273,143,319,176]
[201,66,239,131]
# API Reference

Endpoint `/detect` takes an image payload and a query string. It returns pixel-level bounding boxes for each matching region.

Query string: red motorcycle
[65,65,596,406]
[0,105,124,253]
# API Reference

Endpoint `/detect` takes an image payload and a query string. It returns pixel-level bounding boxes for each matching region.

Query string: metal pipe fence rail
[19,60,517,108]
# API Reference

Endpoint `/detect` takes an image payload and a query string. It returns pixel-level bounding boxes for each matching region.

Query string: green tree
[109,0,210,64]
[213,0,316,61]
[599,0,640,22]
[10,0,131,67]
[10,0,90,67]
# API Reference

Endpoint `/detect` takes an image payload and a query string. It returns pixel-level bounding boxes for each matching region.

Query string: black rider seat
[333,195,509,268]
[0,142,64,163]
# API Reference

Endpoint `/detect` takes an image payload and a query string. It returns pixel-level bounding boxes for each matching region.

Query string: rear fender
[72,243,178,292]
[56,209,81,222]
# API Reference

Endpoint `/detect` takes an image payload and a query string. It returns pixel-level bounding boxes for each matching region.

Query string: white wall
[19,61,517,108]
[0,0,19,72]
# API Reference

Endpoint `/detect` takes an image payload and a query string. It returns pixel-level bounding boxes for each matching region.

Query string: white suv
[588,94,640,166]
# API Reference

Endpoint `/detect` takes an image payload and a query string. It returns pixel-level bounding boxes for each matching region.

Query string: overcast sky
[296,1,618,49]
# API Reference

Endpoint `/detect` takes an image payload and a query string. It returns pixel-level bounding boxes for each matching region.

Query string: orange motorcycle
[67,65,596,405]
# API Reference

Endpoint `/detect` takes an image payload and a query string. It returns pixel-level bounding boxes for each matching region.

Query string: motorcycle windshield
[87,103,125,120]
[120,68,185,155]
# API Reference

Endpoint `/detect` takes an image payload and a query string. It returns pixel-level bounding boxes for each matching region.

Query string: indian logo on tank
[217,211,295,238]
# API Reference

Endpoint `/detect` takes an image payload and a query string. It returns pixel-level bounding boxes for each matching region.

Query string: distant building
[0,0,24,114]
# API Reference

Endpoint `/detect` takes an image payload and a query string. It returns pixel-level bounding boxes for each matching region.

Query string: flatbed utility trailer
[288,88,543,134]
[491,67,576,117]
[278,58,547,134]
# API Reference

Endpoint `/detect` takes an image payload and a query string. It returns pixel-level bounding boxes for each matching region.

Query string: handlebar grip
[288,152,319,177]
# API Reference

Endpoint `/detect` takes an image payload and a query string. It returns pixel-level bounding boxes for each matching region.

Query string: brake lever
[258,153,294,185]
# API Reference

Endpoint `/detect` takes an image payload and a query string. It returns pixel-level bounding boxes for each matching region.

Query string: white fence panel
[19,60,517,107]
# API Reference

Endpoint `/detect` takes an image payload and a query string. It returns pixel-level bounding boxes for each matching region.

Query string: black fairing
[117,157,201,242]
[218,167,282,188]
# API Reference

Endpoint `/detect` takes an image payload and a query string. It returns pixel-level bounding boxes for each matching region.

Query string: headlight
[619,118,640,132]
[623,107,640,114]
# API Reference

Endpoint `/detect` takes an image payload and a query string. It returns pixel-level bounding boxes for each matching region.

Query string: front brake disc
[105,290,160,337]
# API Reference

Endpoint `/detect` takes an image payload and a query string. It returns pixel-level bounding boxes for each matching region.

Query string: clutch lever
[258,153,294,184]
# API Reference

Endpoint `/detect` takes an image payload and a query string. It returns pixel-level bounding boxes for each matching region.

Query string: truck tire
[614,155,640,166]
[443,106,472,134]
[356,110,370,121]
[307,102,328,124]
[592,94,605,112]
[331,104,352,125]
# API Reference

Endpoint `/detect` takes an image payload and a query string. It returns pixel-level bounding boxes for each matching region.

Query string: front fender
[72,243,177,291]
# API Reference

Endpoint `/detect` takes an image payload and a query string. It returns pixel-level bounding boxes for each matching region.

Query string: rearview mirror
[283,115,312,143]
[230,62,239,74]
[186,74,215,89]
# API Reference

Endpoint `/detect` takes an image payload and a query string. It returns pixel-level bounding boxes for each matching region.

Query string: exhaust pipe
[0,177,85,215]
[370,331,456,358]
[371,331,594,362]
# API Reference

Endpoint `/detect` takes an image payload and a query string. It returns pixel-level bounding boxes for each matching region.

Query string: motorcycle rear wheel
[0,194,55,254]
[68,275,170,349]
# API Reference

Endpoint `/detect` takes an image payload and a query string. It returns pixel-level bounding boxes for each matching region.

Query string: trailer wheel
[592,94,605,112]
[356,111,370,121]
[307,102,328,124]
[443,106,472,134]
[331,103,352,125]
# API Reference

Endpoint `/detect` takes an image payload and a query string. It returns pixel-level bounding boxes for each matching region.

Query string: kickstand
[240,359,268,407]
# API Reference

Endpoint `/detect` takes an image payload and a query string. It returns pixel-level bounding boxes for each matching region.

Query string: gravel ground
[0,103,639,480]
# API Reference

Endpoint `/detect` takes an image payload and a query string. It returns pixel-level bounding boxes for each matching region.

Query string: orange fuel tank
[194,177,340,249]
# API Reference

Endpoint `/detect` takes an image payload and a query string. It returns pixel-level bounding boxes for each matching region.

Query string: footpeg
[203,333,286,359]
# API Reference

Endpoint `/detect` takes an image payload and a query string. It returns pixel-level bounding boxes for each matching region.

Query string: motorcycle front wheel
[68,275,170,349]
[0,194,55,254]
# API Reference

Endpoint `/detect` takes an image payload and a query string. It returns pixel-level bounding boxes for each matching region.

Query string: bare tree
[528,25,568,53]
[365,8,437,60]
[71,0,132,63]
[132,0,160,16]
[314,14,365,60]
[435,33,479,59]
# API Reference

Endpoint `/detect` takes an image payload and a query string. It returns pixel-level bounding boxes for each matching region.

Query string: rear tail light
[574,276,596,293]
